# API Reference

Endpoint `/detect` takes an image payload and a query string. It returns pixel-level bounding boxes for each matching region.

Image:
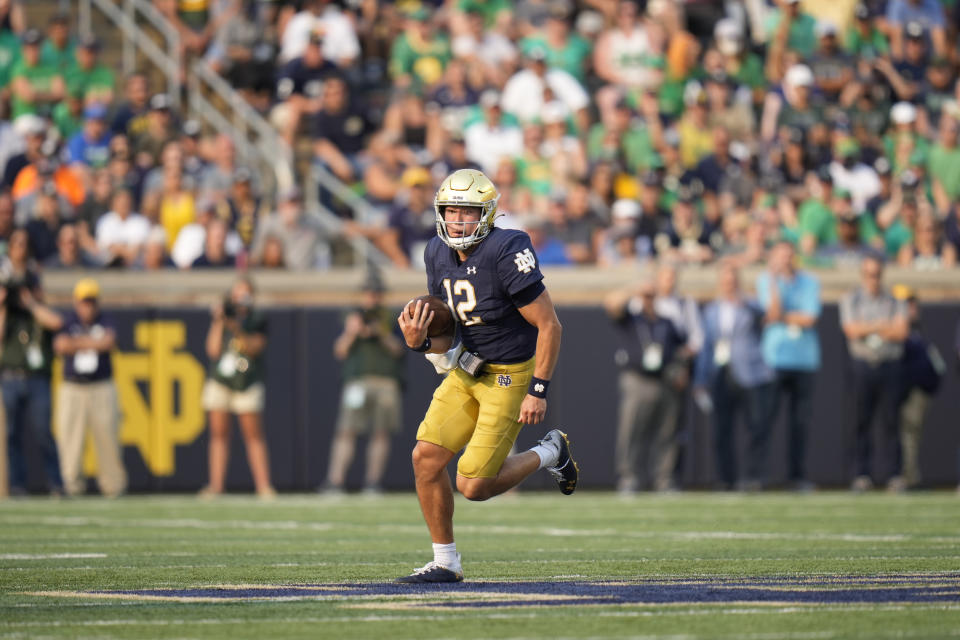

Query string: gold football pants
[416,357,535,478]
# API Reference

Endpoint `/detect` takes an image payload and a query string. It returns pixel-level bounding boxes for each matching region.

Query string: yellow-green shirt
[160,193,196,249]
[10,60,61,119]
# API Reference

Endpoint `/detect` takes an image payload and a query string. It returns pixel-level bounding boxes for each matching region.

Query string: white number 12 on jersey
[442,278,482,326]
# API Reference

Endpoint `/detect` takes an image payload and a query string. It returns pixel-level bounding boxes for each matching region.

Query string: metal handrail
[186,73,259,167]
[81,0,182,105]
[79,0,291,194]
[127,0,183,110]
[190,61,295,192]
[78,0,388,267]
[308,164,396,268]
[311,163,384,226]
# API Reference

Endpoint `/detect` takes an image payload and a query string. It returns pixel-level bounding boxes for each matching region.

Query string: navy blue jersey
[425,227,546,364]
[58,311,115,383]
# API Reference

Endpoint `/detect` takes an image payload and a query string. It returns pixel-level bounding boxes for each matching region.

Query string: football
[406,295,455,337]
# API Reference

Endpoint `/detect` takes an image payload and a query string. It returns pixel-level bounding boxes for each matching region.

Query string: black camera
[223,296,237,319]
[0,275,27,310]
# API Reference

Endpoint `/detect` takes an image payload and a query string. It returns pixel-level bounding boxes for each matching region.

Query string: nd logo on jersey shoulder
[52,320,206,478]
[514,248,536,274]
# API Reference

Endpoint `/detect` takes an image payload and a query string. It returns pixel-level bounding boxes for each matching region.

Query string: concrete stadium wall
[18,304,960,492]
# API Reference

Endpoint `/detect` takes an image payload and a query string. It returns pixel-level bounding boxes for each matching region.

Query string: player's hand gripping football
[398,298,435,349]
[518,394,546,425]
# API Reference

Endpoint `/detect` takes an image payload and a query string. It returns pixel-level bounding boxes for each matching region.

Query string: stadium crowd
[0,0,958,270]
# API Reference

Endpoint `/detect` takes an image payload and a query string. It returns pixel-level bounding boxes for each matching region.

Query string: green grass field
[1,491,959,639]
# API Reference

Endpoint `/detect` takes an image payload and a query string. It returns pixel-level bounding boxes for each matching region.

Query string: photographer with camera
[0,228,64,496]
[321,272,405,495]
[200,276,274,499]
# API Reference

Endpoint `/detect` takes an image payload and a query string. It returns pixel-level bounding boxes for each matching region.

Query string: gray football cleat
[540,429,579,495]
[395,556,464,584]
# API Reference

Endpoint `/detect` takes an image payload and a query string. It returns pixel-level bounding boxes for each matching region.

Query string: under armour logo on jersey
[466,266,477,275]
[514,248,537,274]
[497,374,512,388]
[533,382,545,393]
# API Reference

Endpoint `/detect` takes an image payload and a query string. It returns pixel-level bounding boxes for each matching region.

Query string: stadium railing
[78,0,389,268]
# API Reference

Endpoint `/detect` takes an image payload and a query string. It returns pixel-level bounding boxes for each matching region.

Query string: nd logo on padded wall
[52,321,206,477]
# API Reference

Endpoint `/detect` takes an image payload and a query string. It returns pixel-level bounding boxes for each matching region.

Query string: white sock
[531,442,559,469]
[432,542,459,569]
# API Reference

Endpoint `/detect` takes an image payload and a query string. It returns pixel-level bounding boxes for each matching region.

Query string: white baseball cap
[890,101,917,125]
[13,114,47,137]
[451,35,477,58]
[541,101,569,125]
[612,199,641,220]
[480,89,501,109]
[646,0,669,17]
[785,64,814,88]
[714,18,742,42]
[815,21,837,38]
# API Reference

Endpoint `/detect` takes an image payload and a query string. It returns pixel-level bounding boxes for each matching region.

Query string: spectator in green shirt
[520,5,592,84]
[0,26,20,91]
[457,0,511,28]
[513,123,553,205]
[9,28,64,120]
[586,98,658,175]
[927,114,960,206]
[813,197,881,269]
[389,8,451,92]
[51,88,84,139]
[844,3,889,59]
[713,19,767,108]
[39,12,73,74]
[884,102,930,172]
[765,0,818,59]
[795,168,838,256]
[68,35,115,106]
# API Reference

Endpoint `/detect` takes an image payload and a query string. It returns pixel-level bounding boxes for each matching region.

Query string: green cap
[834,187,852,200]
[406,7,429,21]
[836,138,860,158]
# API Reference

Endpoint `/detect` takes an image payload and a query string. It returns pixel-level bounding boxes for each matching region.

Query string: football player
[396,168,579,583]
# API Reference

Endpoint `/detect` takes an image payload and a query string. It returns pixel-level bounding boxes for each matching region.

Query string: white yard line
[0,554,107,560]
[6,557,960,572]
[5,515,959,544]
[2,565,228,571]
[2,605,960,628]
[0,515,335,532]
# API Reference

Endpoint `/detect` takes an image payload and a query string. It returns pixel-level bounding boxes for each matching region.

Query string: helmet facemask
[434,200,497,250]
[433,168,500,250]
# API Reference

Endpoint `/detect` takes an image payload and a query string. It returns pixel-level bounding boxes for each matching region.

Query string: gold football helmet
[434,169,499,250]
